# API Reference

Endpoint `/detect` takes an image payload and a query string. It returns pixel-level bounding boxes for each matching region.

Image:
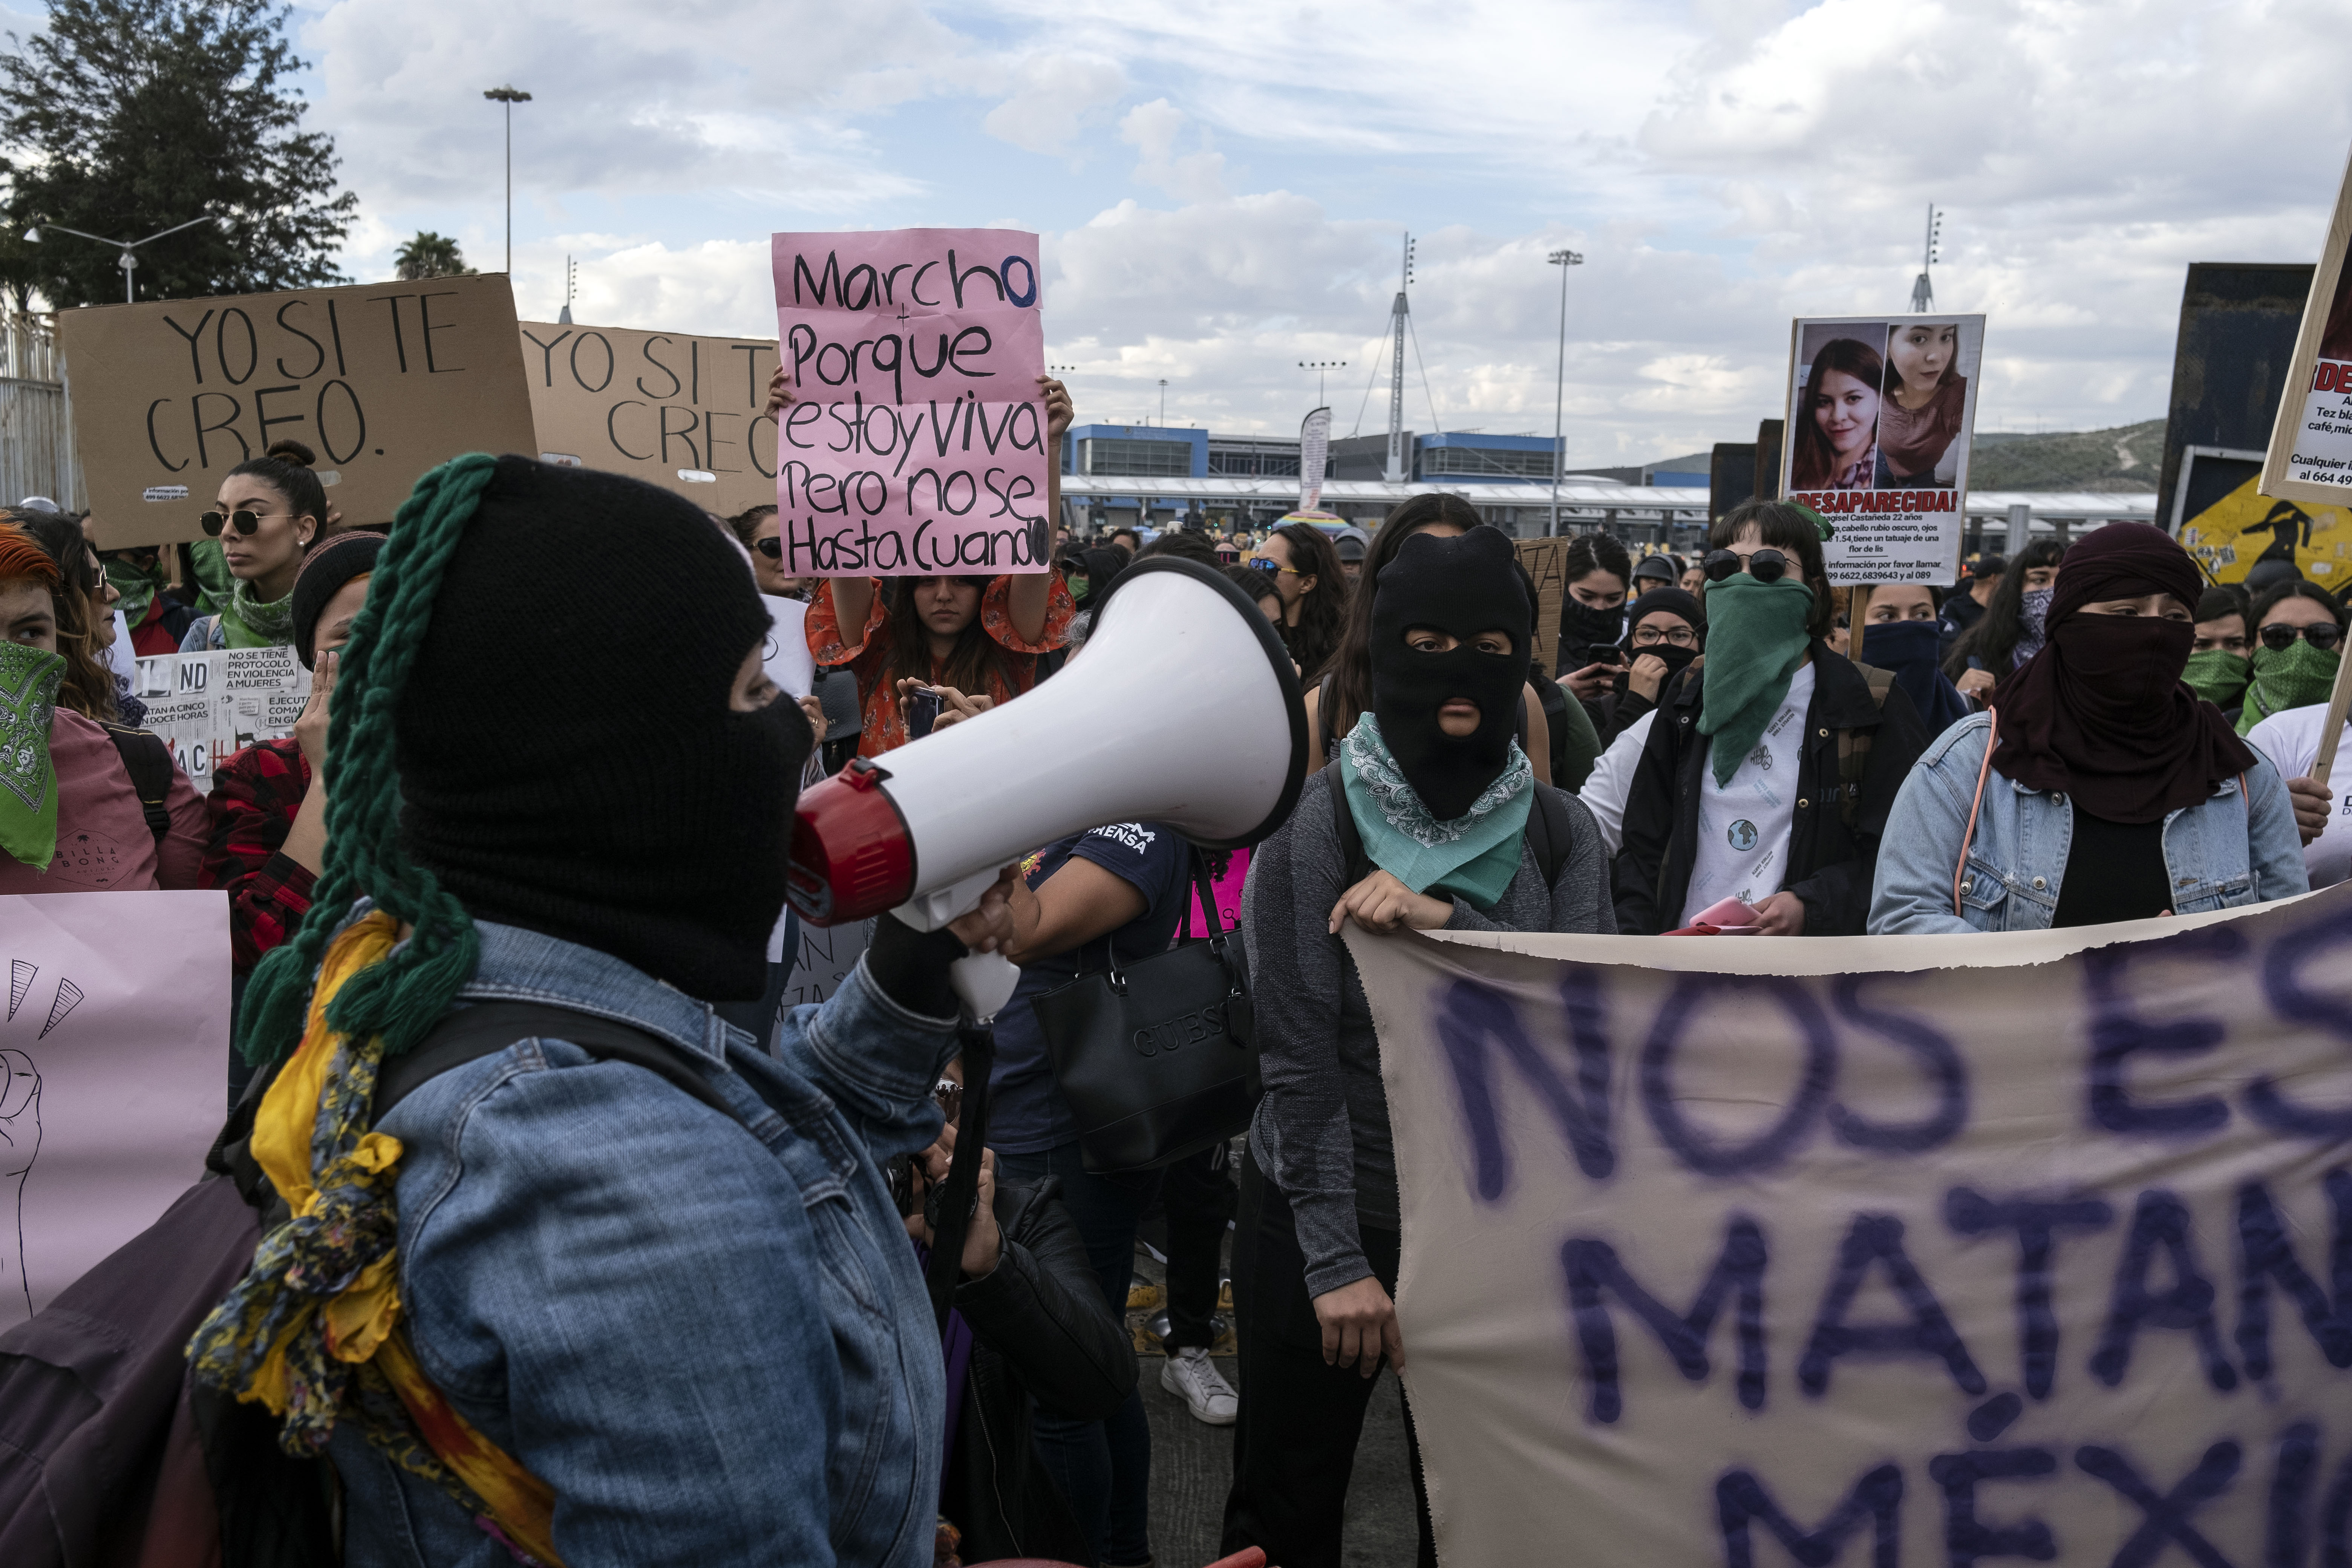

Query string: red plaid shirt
[204,737,318,974]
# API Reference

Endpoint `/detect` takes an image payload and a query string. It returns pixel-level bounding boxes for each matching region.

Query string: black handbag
[1032,849,1258,1173]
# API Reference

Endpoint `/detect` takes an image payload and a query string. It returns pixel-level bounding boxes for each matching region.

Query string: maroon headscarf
[1988,522,2256,823]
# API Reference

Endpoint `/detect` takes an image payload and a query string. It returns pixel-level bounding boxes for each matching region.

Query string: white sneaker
[1161,1346,1238,1425]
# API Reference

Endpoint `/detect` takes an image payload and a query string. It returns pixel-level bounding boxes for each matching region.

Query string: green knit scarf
[237,454,501,1068]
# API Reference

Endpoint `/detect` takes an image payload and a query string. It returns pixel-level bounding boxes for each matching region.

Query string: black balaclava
[1370,527,1531,820]
[397,456,812,1001]
[1558,586,1625,668]
[1621,585,1704,688]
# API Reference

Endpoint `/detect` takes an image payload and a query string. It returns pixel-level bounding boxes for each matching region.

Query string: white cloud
[980,53,1125,155]
[1118,99,1226,204]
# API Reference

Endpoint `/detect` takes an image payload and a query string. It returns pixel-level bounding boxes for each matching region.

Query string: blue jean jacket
[1870,712,2309,933]
[328,918,960,1568]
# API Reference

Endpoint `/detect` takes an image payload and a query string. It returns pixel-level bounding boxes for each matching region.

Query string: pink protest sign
[771,228,1050,576]
[2,890,230,1323]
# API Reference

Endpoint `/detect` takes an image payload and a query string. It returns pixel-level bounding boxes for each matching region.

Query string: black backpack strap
[1314,672,1335,765]
[1324,758,1372,889]
[1524,782,1573,887]
[101,722,175,847]
[372,1000,749,1129]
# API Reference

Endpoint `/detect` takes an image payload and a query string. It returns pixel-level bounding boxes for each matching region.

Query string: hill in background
[1964,419,2165,493]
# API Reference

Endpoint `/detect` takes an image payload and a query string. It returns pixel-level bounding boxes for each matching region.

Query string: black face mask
[1618,640,1699,690]
[1370,528,1532,820]
[1559,592,1623,658]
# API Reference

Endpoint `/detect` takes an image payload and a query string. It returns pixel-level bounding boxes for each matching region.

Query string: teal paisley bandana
[1340,714,1533,911]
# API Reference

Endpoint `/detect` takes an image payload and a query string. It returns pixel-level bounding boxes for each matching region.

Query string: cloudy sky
[110,0,2352,465]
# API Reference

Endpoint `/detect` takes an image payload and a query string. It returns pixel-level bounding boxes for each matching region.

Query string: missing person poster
[519,320,780,515]
[1779,315,1985,585]
[58,275,538,548]
[769,229,1050,576]
[2263,144,2352,506]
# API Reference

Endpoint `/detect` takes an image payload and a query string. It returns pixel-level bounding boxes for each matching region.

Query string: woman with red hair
[0,522,206,894]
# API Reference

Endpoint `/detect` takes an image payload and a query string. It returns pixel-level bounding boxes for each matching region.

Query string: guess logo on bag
[1133,1000,1234,1058]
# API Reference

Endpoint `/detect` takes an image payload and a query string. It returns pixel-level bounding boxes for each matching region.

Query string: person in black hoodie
[1612,498,1930,936]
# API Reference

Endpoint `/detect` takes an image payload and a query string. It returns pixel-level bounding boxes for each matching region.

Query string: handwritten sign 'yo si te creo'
[519,320,779,516]
[770,228,1050,577]
[1358,887,2352,1566]
[58,275,537,548]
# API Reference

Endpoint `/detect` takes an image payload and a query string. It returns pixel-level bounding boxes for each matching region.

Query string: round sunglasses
[2259,621,2343,652]
[1703,547,1792,585]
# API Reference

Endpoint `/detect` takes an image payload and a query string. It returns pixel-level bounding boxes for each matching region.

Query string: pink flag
[772,230,1050,576]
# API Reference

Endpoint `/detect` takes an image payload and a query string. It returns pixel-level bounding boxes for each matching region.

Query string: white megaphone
[786,555,1309,945]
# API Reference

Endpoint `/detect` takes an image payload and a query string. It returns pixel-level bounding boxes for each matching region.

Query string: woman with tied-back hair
[181,439,328,651]
[1788,337,1887,492]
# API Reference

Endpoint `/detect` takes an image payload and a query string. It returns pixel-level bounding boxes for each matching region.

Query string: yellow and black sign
[2177,474,2352,585]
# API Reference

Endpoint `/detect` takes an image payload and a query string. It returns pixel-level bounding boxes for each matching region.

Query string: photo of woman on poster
[1879,320,1972,486]
[1788,335,1885,491]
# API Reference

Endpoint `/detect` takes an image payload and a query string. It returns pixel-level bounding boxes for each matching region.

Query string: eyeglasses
[199,508,283,537]
[1704,548,1791,585]
[932,1077,963,1126]
[753,536,783,560]
[2260,621,2343,651]
[1631,624,1699,648]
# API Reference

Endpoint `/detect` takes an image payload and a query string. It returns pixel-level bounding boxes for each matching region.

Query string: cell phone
[1588,643,1627,666]
[906,686,944,740]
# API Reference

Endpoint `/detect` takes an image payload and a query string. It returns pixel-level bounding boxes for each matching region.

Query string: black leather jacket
[942,1174,1136,1563]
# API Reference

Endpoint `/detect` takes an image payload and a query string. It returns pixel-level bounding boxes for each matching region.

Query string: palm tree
[394,232,473,280]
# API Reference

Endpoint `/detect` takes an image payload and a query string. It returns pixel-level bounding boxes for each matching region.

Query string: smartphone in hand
[906,686,945,740]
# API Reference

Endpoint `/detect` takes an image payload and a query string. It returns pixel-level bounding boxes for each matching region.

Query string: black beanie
[291,531,386,669]
[1625,586,1703,642]
[1369,527,1531,820]
[394,456,812,1001]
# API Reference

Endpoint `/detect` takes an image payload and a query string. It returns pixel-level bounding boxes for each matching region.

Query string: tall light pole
[1299,359,1346,404]
[23,213,227,304]
[1158,378,1168,426]
[1547,248,1583,537]
[1909,204,1942,312]
[483,85,533,274]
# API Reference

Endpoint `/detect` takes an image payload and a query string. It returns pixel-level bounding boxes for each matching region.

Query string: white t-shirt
[1576,709,1656,860]
[2244,703,2352,890]
[1680,662,1817,926]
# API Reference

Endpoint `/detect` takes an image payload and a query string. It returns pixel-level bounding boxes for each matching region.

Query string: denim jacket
[1869,712,2309,933]
[327,918,962,1568]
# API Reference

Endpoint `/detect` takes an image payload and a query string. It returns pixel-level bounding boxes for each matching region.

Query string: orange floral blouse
[805,575,1077,756]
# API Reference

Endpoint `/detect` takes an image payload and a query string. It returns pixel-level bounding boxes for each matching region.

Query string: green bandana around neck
[2237,638,2340,734]
[0,642,65,869]
[220,577,296,648]
[190,537,233,617]
[105,556,167,625]
[1340,715,1533,911]
[2182,649,2251,714]
[1697,572,1817,787]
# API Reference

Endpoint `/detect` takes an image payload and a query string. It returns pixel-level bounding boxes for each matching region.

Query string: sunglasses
[933,1077,963,1127]
[199,508,283,537]
[1703,547,1792,585]
[753,536,783,559]
[2260,621,2343,651]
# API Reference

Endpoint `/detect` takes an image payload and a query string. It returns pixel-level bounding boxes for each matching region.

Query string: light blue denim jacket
[327,917,960,1568]
[1870,712,2309,933]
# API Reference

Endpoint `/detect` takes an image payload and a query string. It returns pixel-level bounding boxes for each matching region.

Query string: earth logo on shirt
[1727,819,1759,851]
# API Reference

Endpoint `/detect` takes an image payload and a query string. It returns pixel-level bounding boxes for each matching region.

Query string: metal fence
[0,314,81,509]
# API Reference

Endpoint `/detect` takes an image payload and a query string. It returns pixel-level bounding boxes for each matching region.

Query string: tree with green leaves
[395,232,473,280]
[0,0,357,308]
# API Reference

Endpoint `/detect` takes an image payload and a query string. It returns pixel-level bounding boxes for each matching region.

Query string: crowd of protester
[10,374,2352,1568]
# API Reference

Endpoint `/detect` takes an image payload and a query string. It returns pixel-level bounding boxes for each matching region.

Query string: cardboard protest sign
[2,890,230,1321]
[2264,144,2352,505]
[770,229,1050,576]
[519,320,779,514]
[58,275,537,547]
[1516,536,1570,677]
[1357,885,2352,1565]
[129,646,306,787]
[1780,315,1985,585]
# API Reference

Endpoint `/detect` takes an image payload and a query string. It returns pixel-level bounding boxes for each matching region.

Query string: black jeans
[1159,1140,1236,1354]
[1221,1151,1436,1568]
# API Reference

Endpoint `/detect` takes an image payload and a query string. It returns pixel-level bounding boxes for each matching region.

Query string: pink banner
[2,890,230,1323]
[772,229,1050,576]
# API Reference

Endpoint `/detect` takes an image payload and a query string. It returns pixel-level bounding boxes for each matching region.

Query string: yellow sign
[2177,474,2352,583]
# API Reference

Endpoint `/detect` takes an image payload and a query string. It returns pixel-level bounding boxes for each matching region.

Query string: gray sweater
[1240,769,1614,1296]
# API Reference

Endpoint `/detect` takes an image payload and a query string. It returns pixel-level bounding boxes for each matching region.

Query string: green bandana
[190,537,233,617]
[0,642,65,870]
[219,577,296,649]
[2182,649,2251,714]
[2237,638,2340,734]
[1340,715,1533,910]
[1697,572,1816,787]
[106,556,168,625]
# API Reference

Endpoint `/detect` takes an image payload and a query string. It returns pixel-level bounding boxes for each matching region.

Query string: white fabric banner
[1351,883,2352,1565]
[2,890,230,1324]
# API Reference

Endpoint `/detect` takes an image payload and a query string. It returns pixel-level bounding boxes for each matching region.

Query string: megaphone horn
[787,556,1310,929]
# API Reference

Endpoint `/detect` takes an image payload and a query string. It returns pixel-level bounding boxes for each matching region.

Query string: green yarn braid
[236,453,503,1068]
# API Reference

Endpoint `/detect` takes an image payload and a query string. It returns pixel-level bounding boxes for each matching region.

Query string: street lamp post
[1547,248,1584,537]
[483,85,533,274]
[1298,359,1346,404]
[22,213,228,304]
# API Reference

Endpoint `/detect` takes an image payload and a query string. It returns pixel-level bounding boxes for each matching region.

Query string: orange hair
[0,523,61,588]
